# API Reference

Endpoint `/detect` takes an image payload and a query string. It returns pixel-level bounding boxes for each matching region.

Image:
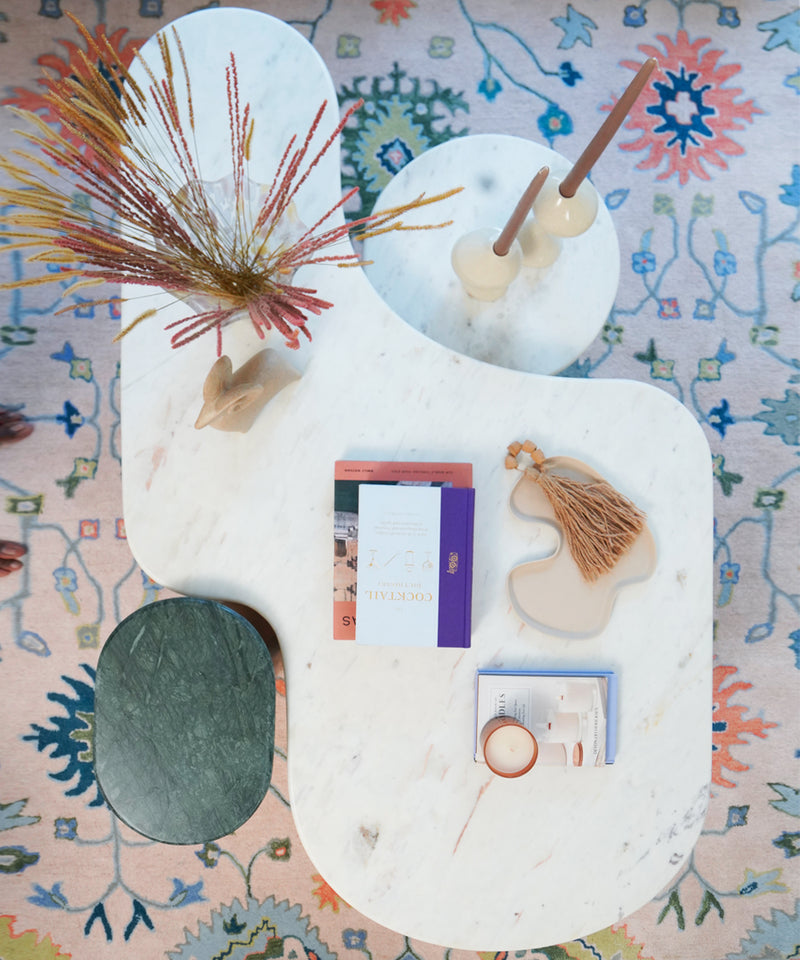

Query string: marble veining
[119,8,712,950]
[94,597,275,844]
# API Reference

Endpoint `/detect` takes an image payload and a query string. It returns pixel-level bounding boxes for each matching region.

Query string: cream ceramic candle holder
[532,176,600,236]
[451,227,522,301]
[518,176,600,267]
[519,57,657,269]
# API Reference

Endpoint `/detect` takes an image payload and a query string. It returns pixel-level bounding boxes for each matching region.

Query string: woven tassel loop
[506,441,646,582]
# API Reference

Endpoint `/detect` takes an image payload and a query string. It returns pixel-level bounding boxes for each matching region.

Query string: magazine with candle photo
[475,669,617,772]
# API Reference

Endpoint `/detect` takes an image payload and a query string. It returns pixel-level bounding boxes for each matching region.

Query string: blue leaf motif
[605,188,629,209]
[28,881,68,909]
[713,228,729,252]
[758,12,800,54]
[18,631,51,656]
[169,878,206,906]
[716,339,736,365]
[49,342,75,364]
[551,5,597,49]
[739,191,766,214]
[769,782,800,817]
[779,164,800,206]
[0,799,40,832]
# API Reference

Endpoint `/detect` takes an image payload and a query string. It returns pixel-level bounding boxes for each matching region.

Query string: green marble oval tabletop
[94,597,275,844]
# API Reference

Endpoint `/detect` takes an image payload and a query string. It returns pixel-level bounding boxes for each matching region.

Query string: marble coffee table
[120,9,712,951]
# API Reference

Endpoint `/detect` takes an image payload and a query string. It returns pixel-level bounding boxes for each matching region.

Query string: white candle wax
[480,717,538,777]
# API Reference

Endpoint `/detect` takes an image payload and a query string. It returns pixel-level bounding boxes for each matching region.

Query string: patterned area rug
[1,2,798,959]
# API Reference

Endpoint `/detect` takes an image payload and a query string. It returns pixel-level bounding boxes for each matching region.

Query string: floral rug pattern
[1,2,798,959]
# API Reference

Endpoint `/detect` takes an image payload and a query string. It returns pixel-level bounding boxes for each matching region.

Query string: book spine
[605,673,618,764]
[437,487,475,648]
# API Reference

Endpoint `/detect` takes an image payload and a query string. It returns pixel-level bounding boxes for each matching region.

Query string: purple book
[437,486,475,648]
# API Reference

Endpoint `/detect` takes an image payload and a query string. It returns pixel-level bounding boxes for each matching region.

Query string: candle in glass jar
[480,717,538,777]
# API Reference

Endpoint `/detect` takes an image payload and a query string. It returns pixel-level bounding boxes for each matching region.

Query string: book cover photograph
[474,670,617,770]
[333,461,473,645]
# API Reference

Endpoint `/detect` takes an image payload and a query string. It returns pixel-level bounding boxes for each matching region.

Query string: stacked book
[333,461,475,647]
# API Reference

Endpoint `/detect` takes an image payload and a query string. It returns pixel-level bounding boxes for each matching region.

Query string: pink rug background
[1,2,798,959]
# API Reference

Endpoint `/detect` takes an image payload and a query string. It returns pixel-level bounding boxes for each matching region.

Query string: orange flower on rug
[616,31,762,183]
[371,0,417,26]
[712,664,778,789]
[311,875,346,912]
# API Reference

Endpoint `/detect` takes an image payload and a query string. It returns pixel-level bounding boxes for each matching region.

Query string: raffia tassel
[506,441,646,582]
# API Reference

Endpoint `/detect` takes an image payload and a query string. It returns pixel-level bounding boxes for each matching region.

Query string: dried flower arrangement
[0,15,457,356]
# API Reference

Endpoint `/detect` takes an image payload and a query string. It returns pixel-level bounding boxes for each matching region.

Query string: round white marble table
[363,135,620,374]
[120,9,712,951]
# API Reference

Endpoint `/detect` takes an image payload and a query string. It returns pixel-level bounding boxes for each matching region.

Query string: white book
[355,484,442,647]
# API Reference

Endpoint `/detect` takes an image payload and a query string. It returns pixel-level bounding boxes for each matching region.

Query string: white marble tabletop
[363,135,619,374]
[120,9,712,951]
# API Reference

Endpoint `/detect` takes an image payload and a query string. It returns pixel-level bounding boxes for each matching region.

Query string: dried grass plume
[0,14,459,355]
